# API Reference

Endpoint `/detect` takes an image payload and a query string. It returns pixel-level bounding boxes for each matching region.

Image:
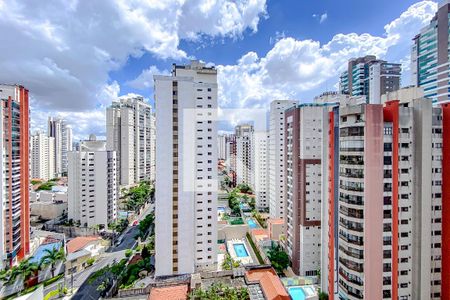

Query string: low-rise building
[66,236,109,275]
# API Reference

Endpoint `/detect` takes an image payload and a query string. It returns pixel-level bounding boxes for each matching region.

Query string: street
[44,201,154,299]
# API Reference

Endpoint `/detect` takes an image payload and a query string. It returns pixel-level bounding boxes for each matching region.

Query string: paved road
[44,201,154,299]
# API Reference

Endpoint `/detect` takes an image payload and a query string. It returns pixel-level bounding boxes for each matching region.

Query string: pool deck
[287,285,318,300]
[226,239,254,265]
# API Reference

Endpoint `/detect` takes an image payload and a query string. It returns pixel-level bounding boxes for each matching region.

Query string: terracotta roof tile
[251,229,268,236]
[267,218,284,225]
[67,236,101,253]
[148,285,188,300]
[245,268,290,300]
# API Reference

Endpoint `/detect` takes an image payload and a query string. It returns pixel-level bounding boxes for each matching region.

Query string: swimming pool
[233,243,249,257]
[29,242,62,264]
[288,287,306,300]
[247,219,258,229]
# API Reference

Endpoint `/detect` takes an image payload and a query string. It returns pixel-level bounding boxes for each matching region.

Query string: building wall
[235,124,254,187]
[254,131,269,210]
[106,96,154,186]
[68,141,117,228]
[0,84,30,267]
[30,133,55,180]
[413,2,450,104]
[325,96,446,300]
[285,105,325,276]
[48,118,71,176]
[154,61,218,277]
[269,100,296,219]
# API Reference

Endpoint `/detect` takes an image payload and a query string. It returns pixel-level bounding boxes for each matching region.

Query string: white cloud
[313,12,328,24]
[0,0,267,137]
[179,0,267,39]
[218,0,437,112]
[126,66,170,90]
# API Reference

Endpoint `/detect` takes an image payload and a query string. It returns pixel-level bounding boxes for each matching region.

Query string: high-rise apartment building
[339,55,401,104]
[321,93,450,300]
[0,84,30,268]
[254,131,269,210]
[284,103,330,276]
[106,95,153,186]
[150,113,156,182]
[412,0,450,104]
[269,100,297,219]
[68,135,117,228]
[154,61,218,276]
[48,117,72,176]
[218,134,227,160]
[235,124,254,187]
[30,132,55,181]
[226,134,237,187]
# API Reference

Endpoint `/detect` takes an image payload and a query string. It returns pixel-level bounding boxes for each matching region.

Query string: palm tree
[40,248,65,278]
[16,258,39,288]
[0,268,20,286]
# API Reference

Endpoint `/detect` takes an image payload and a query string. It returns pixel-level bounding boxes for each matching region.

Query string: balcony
[339,257,364,273]
[339,269,363,286]
[340,218,363,233]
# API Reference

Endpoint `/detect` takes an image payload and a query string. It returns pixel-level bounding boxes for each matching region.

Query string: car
[132,220,139,226]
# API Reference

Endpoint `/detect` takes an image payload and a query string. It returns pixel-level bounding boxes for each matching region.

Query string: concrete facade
[235,124,254,187]
[48,117,72,176]
[0,84,30,268]
[154,61,218,276]
[321,95,447,300]
[284,104,328,276]
[68,136,117,228]
[268,100,297,219]
[254,131,269,210]
[30,132,55,181]
[106,95,154,186]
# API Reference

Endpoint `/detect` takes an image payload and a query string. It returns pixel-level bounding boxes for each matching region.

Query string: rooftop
[67,236,101,253]
[245,267,290,300]
[148,284,188,300]
[267,219,284,225]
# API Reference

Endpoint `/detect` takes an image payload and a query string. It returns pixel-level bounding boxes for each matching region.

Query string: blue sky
[115,0,423,102]
[0,0,439,138]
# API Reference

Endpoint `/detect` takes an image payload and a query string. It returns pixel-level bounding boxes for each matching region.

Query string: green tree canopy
[267,245,290,273]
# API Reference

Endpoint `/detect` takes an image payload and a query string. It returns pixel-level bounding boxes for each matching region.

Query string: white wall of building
[254,131,269,210]
[30,133,55,180]
[269,100,296,219]
[68,138,117,228]
[106,96,154,186]
[154,61,218,277]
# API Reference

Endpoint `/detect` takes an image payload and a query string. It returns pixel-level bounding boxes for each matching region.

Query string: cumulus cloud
[0,0,267,137]
[126,66,170,90]
[218,0,437,111]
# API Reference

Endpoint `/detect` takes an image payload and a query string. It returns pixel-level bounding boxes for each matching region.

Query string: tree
[17,258,39,288]
[40,247,65,278]
[125,249,133,258]
[267,245,289,273]
[318,290,329,300]
[237,183,252,194]
[136,212,154,240]
[147,235,155,251]
[248,198,256,211]
[189,283,249,300]
[221,254,240,270]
